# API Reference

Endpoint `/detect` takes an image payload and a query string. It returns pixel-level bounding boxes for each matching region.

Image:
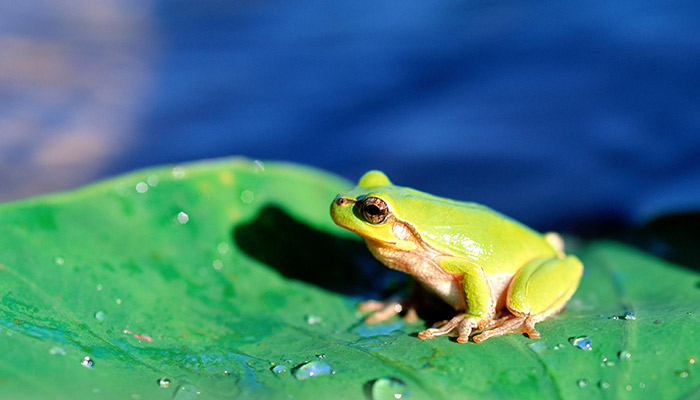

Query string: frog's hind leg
[473,255,583,343]
[544,232,565,254]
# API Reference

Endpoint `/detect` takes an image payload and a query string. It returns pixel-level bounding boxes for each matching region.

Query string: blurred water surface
[1,0,699,232]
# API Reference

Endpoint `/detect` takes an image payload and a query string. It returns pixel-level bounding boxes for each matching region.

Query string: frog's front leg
[359,280,432,323]
[472,255,583,343]
[417,258,494,343]
[359,297,419,323]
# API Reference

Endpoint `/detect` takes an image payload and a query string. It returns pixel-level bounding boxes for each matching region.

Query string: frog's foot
[418,314,479,343]
[472,315,540,343]
[359,298,419,323]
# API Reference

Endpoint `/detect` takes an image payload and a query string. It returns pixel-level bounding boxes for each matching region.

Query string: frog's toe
[418,314,464,340]
[472,316,541,343]
[361,299,404,323]
[360,297,421,324]
[456,317,477,343]
[418,314,479,342]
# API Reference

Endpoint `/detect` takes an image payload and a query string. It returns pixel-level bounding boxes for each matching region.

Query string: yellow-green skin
[330,170,583,343]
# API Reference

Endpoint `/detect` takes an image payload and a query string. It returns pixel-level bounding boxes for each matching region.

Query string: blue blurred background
[2,0,699,233]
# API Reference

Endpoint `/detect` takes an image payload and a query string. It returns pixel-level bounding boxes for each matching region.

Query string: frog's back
[388,188,558,273]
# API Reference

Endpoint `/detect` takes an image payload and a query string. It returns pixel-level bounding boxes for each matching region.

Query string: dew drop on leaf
[135,182,148,194]
[527,342,547,354]
[598,380,610,390]
[371,377,411,400]
[240,190,255,204]
[569,336,593,351]
[271,365,288,374]
[49,346,66,356]
[177,212,189,224]
[94,311,106,322]
[217,242,229,254]
[577,379,588,388]
[172,166,186,179]
[81,356,94,369]
[292,360,332,380]
[158,378,171,388]
[619,350,632,361]
[147,175,159,186]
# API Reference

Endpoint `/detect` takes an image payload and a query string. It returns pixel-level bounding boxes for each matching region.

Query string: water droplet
[625,384,632,391]
[49,346,66,356]
[527,342,547,353]
[305,314,322,325]
[292,360,333,380]
[676,370,690,378]
[147,175,159,187]
[253,160,265,171]
[553,343,565,350]
[172,384,202,399]
[600,357,615,367]
[217,242,229,254]
[689,356,696,365]
[135,182,149,194]
[177,212,189,224]
[622,312,636,320]
[619,350,632,361]
[212,259,223,270]
[639,382,646,389]
[115,298,122,305]
[653,319,662,325]
[598,380,610,390]
[81,356,94,369]
[172,166,186,179]
[240,190,255,204]
[54,256,65,266]
[96,284,103,291]
[371,377,411,400]
[577,379,589,388]
[271,365,288,374]
[157,378,171,388]
[316,354,326,359]
[94,311,106,322]
[569,336,593,351]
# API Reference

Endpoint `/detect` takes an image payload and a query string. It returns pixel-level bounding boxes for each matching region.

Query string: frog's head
[330,170,416,250]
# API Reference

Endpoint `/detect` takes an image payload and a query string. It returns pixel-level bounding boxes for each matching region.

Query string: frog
[330,170,583,343]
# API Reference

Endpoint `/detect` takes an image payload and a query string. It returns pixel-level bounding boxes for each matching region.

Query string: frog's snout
[334,196,351,207]
[330,195,355,226]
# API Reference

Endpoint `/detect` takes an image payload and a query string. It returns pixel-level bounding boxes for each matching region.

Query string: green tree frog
[330,170,583,343]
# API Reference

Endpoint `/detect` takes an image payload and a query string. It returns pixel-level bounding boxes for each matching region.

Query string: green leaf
[1,158,699,399]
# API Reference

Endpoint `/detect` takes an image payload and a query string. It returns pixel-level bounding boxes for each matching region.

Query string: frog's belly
[365,240,467,310]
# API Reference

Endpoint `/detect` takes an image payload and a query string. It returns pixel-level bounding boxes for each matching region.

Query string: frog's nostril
[335,197,348,206]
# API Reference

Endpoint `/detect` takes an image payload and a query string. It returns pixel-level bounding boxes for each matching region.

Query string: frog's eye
[361,196,389,224]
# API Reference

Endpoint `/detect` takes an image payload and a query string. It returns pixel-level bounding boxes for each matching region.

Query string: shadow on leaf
[233,205,400,297]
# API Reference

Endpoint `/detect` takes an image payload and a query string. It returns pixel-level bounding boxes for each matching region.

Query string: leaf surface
[0,159,698,399]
